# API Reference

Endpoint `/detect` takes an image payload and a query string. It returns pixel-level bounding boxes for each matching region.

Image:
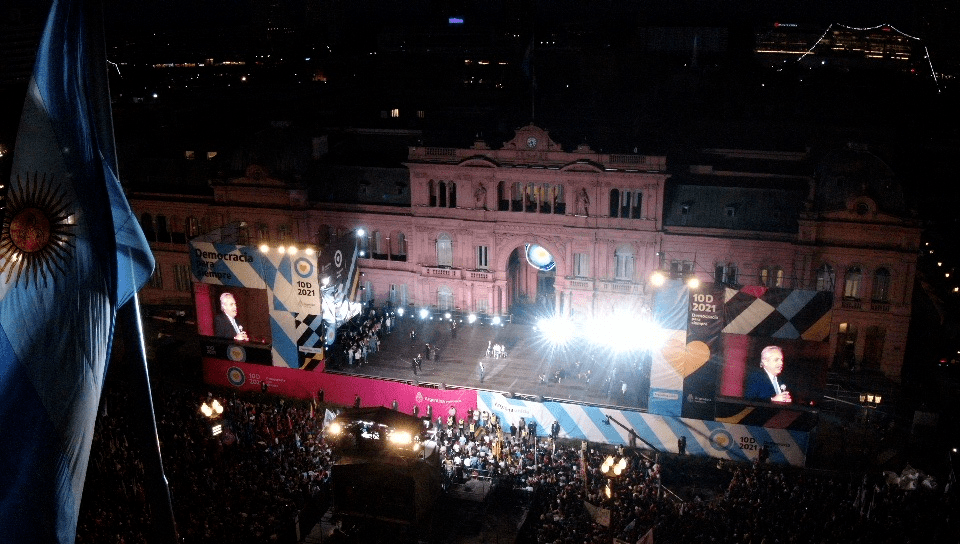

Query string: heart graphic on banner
[662,336,712,378]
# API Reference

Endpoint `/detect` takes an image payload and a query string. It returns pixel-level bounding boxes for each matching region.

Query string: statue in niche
[575,188,590,216]
[474,182,487,209]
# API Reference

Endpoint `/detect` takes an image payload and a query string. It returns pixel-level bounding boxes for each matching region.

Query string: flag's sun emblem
[0,173,75,286]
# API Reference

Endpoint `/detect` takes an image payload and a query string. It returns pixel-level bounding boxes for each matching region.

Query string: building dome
[813,144,908,216]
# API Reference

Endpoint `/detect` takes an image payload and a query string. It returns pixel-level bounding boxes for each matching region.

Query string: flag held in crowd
[0,0,154,541]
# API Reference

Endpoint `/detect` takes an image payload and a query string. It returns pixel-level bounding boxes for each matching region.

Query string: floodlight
[389,431,413,445]
[650,270,667,287]
[467,313,477,324]
[419,308,429,319]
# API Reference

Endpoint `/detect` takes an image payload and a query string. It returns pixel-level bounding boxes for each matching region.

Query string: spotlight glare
[419,308,429,319]
[467,313,477,324]
[650,271,666,287]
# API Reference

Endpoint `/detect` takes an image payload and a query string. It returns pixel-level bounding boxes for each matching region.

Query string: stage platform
[326,316,648,410]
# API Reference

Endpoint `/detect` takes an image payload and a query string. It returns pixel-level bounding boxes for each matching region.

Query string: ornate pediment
[502,124,561,152]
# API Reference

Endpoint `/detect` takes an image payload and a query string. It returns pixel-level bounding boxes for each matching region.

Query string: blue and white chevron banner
[477,392,809,466]
[190,240,321,369]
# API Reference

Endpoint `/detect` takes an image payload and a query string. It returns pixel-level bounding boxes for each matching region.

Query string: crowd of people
[76,382,335,543]
[75,372,957,544]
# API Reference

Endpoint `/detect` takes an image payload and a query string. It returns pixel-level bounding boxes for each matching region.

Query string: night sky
[7,0,919,36]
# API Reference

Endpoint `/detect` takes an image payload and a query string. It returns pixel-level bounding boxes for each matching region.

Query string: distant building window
[186,216,200,238]
[278,225,290,243]
[257,224,270,243]
[389,284,399,306]
[816,264,835,292]
[174,264,191,292]
[206,151,218,160]
[436,233,453,267]
[185,150,195,160]
[872,268,891,302]
[372,231,385,258]
[417,110,425,119]
[715,263,738,285]
[476,298,489,314]
[476,245,489,270]
[844,266,862,299]
[609,189,642,219]
[574,253,590,277]
[614,246,635,281]
[393,232,407,260]
[670,260,693,278]
[438,285,454,310]
[725,205,737,218]
[390,108,399,118]
[760,266,783,287]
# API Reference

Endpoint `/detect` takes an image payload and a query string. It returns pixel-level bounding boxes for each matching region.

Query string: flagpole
[82,0,179,538]
[117,294,180,544]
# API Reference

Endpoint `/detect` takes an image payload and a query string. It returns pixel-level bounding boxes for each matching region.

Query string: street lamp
[600,455,627,497]
[200,398,224,437]
[600,454,628,536]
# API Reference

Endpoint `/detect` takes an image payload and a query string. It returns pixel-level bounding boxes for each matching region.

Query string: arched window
[872,268,891,302]
[436,233,453,267]
[609,189,620,217]
[448,181,457,208]
[429,180,437,207]
[497,181,509,211]
[614,245,635,281]
[437,285,454,310]
[844,266,862,299]
[816,264,835,292]
[186,216,200,238]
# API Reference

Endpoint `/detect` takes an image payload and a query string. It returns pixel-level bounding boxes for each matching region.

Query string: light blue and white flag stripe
[0,1,154,541]
[477,392,809,466]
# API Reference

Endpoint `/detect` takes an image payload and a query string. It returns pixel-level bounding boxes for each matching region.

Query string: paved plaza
[327,314,649,410]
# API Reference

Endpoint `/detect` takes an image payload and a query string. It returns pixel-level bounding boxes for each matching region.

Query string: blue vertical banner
[0,0,154,541]
[682,283,725,420]
[647,279,687,416]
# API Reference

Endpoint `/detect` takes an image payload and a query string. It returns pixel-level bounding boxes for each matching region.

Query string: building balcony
[421,265,460,279]
[466,270,495,282]
[870,301,891,312]
[598,279,644,295]
[841,298,862,310]
[567,278,595,291]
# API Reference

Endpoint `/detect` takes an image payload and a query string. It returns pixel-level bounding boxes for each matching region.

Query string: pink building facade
[130,126,920,380]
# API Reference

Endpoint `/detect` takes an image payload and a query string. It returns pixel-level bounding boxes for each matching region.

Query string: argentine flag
[0,0,154,541]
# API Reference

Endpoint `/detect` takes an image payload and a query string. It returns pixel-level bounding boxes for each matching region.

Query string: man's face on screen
[761,350,784,376]
[221,295,238,318]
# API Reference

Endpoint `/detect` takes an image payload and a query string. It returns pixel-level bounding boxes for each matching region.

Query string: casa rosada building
[130,124,921,380]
